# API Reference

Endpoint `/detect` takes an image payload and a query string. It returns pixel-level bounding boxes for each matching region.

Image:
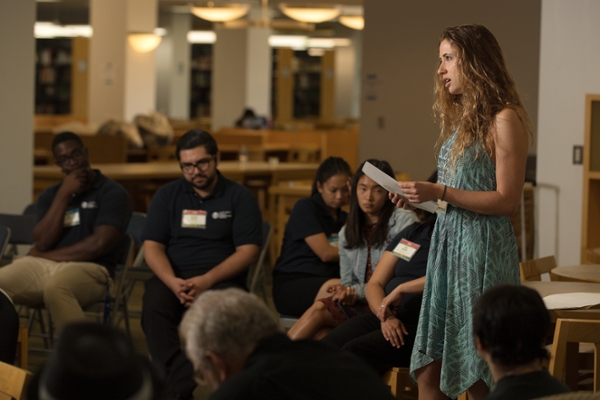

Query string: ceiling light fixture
[128,33,162,53]
[190,2,251,22]
[279,4,340,23]
[339,15,364,30]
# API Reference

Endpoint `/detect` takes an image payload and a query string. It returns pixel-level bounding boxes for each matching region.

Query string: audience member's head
[51,131,90,172]
[28,322,163,400]
[51,131,84,154]
[176,129,218,160]
[473,284,551,369]
[310,156,352,197]
[180,288,280,392]
[345,159,396,249]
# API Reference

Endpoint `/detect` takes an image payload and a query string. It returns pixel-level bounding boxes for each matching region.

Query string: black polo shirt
[142,171,262,275]
[274,193,346,278]
[36,170,132,276]
[384,222,430,315]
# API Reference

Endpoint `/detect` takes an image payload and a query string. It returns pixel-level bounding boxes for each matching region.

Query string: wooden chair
[14,326,28,370]
[519,255,557,281]
[382,367,418,399]
[587,248,600,264]
[0,361,33,400]
[548,318,600,392]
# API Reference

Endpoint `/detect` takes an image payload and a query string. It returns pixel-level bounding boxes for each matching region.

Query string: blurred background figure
[234,108,265,130]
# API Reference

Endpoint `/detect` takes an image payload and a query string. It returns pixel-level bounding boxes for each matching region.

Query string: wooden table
[550,264,600,283]
[523,281,600,320]
[34,161,319,212]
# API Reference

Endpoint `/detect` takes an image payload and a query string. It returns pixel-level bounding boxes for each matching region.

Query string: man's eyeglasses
[180,155,215,174]
[55,149,85,166]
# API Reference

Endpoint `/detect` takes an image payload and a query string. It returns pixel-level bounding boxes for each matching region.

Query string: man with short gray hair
[180,288,396,400]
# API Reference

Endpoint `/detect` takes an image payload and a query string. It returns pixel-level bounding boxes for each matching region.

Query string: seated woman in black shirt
[272,157,352,317]
[322,171,437,375]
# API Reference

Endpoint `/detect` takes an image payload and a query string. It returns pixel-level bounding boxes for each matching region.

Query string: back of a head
[180,289,280,369]
[176,129,218,160]
[30,321,160,400]
[473,284,551,367]
[311,156,351,195]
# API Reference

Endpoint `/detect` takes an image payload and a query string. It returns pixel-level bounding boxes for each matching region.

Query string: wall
[537,0,600,265]
[360,0,541,180]
[0,2,34,213]
[156,12,190,119]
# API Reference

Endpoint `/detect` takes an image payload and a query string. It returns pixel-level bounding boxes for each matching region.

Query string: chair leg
[16,325,29,370]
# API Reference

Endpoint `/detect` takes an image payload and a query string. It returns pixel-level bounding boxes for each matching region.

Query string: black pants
[272,272,331,317]
[0,290,19,365]
[141,271,243,399]
[322,312,418,375]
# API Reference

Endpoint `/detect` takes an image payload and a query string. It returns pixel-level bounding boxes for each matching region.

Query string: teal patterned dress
[409,133,520,398]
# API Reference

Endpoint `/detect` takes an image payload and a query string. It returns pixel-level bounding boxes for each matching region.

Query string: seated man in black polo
[141,129,262,400]
[0,131,131,333]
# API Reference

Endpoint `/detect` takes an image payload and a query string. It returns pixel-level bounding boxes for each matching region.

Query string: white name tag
[182,209,206,229]
[64,209,80,227]
[392,239,421,261]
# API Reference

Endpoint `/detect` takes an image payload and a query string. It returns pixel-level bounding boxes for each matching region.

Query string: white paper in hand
[362,161,438,213]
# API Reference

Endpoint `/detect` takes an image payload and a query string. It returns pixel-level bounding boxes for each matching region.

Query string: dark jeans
[322,312,418,375]
[141,270,243,399]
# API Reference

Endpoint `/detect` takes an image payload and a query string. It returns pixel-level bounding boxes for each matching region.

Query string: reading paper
[362,162,438,213]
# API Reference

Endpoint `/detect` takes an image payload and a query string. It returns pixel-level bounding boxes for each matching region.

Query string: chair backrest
[0,361,33,400]
[519,255,557,281]
[0,214,35,246]
[126,212,147,268]
[247,220,272,294]
[587,248,600,264]
[0,226,10,258]
[548,318,600,392]
[126,212,147,246]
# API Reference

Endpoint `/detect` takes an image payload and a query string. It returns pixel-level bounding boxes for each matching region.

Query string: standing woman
[272,157,352,317]
[389,25,533,400]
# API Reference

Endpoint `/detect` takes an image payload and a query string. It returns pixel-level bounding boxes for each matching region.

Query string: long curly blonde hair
[434,24,533,167]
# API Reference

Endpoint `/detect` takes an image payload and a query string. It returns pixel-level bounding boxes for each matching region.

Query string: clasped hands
[168,275,212,307]
[326,284,357,305]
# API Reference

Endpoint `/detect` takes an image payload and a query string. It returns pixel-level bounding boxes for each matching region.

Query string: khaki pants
[0,256,112,330]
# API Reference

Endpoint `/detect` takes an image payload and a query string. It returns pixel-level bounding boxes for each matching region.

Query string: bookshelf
[35,38,72,115]
[34,37,89,119]
[581,94,600,262]
[273,48,335,123]
[190,44,212,118]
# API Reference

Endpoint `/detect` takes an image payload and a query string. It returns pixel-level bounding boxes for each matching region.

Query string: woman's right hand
[389,192,415,210]
[377,289,404,321]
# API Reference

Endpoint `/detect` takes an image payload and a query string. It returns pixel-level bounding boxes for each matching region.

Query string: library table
[550,264,600,284]
[523,281,600,321]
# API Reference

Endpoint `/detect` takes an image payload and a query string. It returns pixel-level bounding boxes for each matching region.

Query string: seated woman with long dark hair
[272,157,352,317]
[321,171,437,374]
[286,160,418,339]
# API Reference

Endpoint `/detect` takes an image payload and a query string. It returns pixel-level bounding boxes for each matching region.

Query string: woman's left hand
[381,316,408,349]
[398,181,442,204]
